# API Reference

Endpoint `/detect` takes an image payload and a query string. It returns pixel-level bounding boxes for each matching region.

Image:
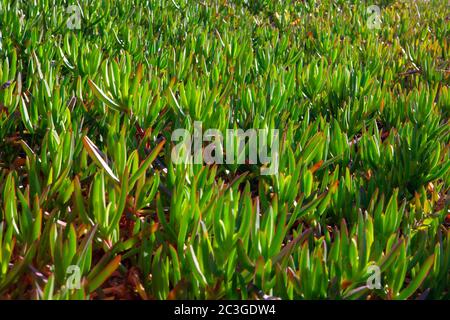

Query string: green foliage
[0,0,448,300]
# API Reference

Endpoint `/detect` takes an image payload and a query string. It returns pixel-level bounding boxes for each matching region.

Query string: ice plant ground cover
[0,0,449,300]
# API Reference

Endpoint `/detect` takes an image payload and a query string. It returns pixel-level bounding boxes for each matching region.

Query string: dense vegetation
[0,0,448,299]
